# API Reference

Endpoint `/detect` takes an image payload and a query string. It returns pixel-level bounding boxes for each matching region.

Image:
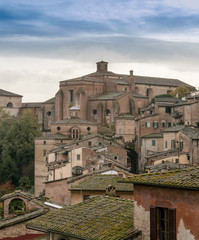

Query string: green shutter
[168,208,176,240]
[150,206,157,240]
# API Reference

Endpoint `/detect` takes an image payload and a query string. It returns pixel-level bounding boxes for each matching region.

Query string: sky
[0,0,199,102]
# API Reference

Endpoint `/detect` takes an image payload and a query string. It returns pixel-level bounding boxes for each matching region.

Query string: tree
[0,110,41,186]
[171,86,190,98]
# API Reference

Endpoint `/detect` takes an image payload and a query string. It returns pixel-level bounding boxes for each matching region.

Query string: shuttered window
[150,206,176,240]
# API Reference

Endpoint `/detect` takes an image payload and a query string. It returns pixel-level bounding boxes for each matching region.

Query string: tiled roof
[124,167,199,190]
[22,102,42,108]
[27,196,141,240]
[43,97,55,104]
[134,75,192,88]
[142,133,163,138]
[163,125,184,132]
[89,91,127,101]
[0,89,22,97]
[70,175,133,192]
[180,127,199,139]
[132,92,149,99]
[61,76,104,83]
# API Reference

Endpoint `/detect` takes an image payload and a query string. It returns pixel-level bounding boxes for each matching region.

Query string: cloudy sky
[0,0,199,101]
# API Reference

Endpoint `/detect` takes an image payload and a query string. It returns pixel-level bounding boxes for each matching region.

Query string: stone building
[124,167,199,240]
[0,89,22,116]
[0,191,47,239]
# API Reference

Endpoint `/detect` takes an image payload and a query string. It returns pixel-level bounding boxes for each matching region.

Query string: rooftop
[180,127,199,140]
[89,91,127,101]
[142,133,163,138]
[27,196,141,240]
[52,117,96,125]
[123,167,199,190]
[0,89,22,97]
[70,175,134,192]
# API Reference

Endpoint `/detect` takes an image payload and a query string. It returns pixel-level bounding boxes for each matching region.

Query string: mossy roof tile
[123,167,199,190]
[27,196,140,240]
[70,175,133,192]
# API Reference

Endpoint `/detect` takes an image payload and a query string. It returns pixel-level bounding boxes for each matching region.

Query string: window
[57,126,61,131]
[119,121,122,126]
[43,150,46,157]
[179,141,183,149]
[88,141,92,147]
[105,109,111,115]
[165,141,168,149]
[119,129,122,134]
[150,206,176,240]
[114,156,118,160]
[77,154,80,160]
[196,122,199,128]
[46,111,51,117]
[93,109,97,115]
[146,122,150,128]
[168,122,171,128]
[165,107,171,114]
[152,140,156,146]
[124,87,128,91]
[153,121,158,128]
[69,90,74,102]
[6,102,13,108]
[162,121,166,128]
[171,140,175,149]
[87,127,91,132]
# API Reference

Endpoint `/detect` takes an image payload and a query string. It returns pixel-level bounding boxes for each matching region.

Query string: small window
[196,122,199,128]
[165,141,168,149]
[88,141,92,147]
[105,109,111,115]
[171,140,175,149]
[69,90,74,102]
[43,150,46,157]
[124,87,128,91]
[152,140,156,146]
[87,127,91,132]
[153,121,158,128]
[99,142,102,146]
[7,102,13,108]
[57,126,61,131]
[43,141,46,145]
[119,129,122,134]
[77,154,80,160]
[176,158,179,164]
[93,109,97,115]
[165,106,171,114]
[146,122,150,128]
[168,122,171,128]
[179,141,183,149]
[114,156,118,160]
[162,121,166,128]
[47,111,51,117]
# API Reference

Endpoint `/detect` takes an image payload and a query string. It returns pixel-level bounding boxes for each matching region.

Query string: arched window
[71,127,79,139]
[105,109,111,116]
[7,102,13,108]
[46,111,51,117]
[9,198,26,214]
[92,109,97,115]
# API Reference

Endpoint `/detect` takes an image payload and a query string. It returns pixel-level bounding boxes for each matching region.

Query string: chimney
[96,61,108,72]
[106,185,116,197]
[128,69,135,91]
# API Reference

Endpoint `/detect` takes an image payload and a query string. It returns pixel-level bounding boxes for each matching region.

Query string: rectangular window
[162,122,166,128]
[153,122,158,128]
[179,141,183,149]
[146,122,150,128]
[77,154,81,160]
[152,140,156,146]
[43,150,46,157]
[88,141,92,147]
[165,141,168,149]
[168,122,171,128]
[69,90,74,102]
[150,206,176,240]
[119,129,122,134]
[171,140,175,149]
[165,107,171,114]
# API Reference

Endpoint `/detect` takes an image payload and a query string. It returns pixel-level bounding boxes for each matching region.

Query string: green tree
[171,86,190,98]
[18,176,31,192]
[0,110,41,186]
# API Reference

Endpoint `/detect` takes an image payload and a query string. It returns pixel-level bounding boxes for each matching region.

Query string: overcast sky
[0,0,199,101]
